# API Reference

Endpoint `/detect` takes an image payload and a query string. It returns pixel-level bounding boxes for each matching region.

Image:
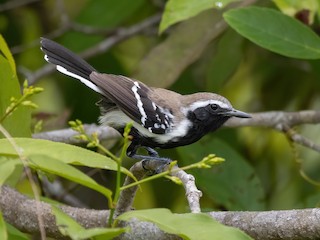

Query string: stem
[96,144,119,164]
[119,161,202,191]
[107,126,130,225]
[120,169,171,190]
[0,94,28,123]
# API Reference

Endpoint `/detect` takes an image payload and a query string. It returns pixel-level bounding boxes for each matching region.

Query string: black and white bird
[40,38,250,161]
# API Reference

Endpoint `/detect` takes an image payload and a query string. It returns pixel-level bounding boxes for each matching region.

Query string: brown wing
[89,72,173,134]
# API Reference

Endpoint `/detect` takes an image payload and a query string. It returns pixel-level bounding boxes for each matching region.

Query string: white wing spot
[44,55,49,62]
[131,81,147,126]
[152,101,157,110]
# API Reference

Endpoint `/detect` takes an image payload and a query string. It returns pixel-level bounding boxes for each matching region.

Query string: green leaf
[273,0,319,22]
[160,0,238,33]
[0,138,136,203]
[0,138,132,177]
[0,55,31,138]
[52,206,126,240]
[178,138,265,210]
[206,28,244,92]
[134,10,226,88]
[30,154,112,202]
[0,211,7,240]
[0,34,16,74]
[117,208,252,240]
[0,158,22,186]
[6,224,28,240]
[223,6,320,59]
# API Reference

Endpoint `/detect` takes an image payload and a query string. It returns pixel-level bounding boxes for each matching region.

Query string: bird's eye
[210,104,219,111]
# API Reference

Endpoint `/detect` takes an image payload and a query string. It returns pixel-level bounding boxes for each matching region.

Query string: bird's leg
[141,158,171,175]
[126,143,171,174]
[143,147,160,157]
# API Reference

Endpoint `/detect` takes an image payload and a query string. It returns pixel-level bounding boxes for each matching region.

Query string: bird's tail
[40,38,102,93]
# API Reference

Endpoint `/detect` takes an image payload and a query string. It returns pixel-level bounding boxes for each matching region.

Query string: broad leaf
[206,28,244,92]
[134,10,227,88]
[224,6,320,59]
[0,138,137,202]
[0,55,31,138]
[29,154,112,201]
[6,224,28,240]
[178,137,265,210]
[0,138,132,177]
[160,0,239,33]
[52,206,126,240]
[0,211,7,240]
[117,208,252,240]
[0,158,22,186]
[0,34,16,73]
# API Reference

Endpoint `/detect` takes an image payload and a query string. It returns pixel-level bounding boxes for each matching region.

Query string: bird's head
[182,93,250,131]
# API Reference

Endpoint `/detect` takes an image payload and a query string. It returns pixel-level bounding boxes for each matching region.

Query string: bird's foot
[141,158,172,175]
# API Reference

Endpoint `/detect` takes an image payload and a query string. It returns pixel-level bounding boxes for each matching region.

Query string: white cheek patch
[56,65,103,94]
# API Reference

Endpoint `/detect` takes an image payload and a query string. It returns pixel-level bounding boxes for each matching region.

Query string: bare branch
[0,185,109,239]
[116,161,202,215]
[2,185,320,240]
[226,111,320,152]
[116,161,147,216]
[225,111,320,128]
[170,165,202,213]
[0,0,40,12]
[211,209,320,240]
[32,124,120,144]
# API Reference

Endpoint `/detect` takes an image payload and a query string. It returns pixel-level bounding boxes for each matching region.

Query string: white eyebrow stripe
[181,100,230,114]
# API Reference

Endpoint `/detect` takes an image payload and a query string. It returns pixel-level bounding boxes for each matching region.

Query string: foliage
[1,0,320,239]
[116,208,252,240]
[224,6,320,59]
[52,206,126,239]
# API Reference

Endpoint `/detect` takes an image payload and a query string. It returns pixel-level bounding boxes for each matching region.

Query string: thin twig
[0,0,40,12]
[32,124,120,144]
[0,125,46,239]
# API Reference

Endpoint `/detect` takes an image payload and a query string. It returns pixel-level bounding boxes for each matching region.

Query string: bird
[40,37,251,162]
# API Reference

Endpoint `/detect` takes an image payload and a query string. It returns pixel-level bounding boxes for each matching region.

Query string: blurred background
[1,0,320,212]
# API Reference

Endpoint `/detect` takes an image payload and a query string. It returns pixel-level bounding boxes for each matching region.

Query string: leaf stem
[108,123,132,226]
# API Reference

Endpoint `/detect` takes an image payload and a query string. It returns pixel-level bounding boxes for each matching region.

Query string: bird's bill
[225,109,251,118]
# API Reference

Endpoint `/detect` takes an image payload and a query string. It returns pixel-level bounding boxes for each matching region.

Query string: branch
[33,111,320,152]
[225,111,320,128]
[169,165,202,213]
[211,209,320,240]
[0,0,40,12]
[116,160,202,216]
[32,124,120,144]
[225,111,320,152]
[2,185,320,240]
[0,185,109,239]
